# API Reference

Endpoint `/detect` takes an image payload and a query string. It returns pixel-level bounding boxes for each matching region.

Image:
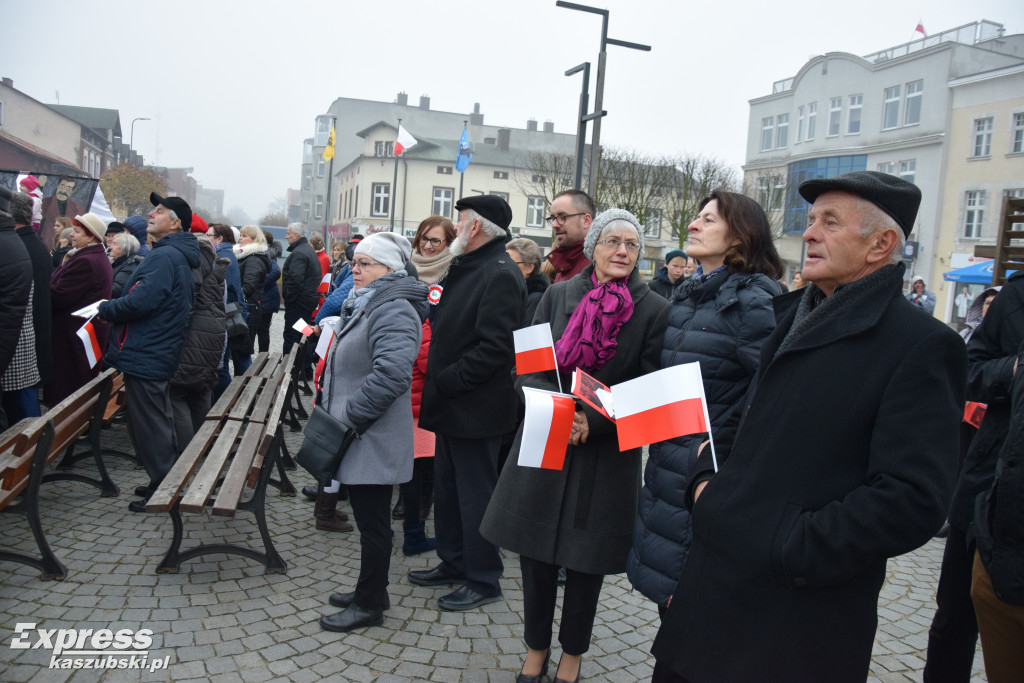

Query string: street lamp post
[556,1,651,197]
[130,117,150,157]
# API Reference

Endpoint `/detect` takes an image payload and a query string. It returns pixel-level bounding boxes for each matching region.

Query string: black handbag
[296,404,358,486]
[224,301,249,338]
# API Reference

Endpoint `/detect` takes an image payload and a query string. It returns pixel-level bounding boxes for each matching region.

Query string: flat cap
[455,194,513,234]
[799,170,921,238]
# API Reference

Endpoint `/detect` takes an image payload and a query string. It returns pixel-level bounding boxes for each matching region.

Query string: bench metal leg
[278,438,297,471]
[48,435,120,498]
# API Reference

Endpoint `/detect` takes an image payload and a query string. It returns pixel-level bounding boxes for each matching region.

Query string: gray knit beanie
[583,208,645,261]
[355,232,412,271]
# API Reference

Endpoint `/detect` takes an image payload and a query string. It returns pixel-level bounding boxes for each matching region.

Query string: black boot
[315,486,352,532]
[302,484,318,501]
[402,520,437,556]
[391,494,405,519]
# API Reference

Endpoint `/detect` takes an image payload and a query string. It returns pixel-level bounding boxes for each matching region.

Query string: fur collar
[236,242,269,260]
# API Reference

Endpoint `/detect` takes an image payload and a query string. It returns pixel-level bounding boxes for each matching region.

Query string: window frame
[882,86,901,130]
[776,113,790,148]
[827,98,842,137]
[314,195,323,220]
[964,190,986,239]
[904,80,923,126]
[972,117,994,158]
[847,94,863,135]
[760,117,774,151]
[807,102,817,140]
[371,183,391,217]
[1011,112,1024,154]
[526,196,545,228]
[796,106,805,143]
[316,158,325,178]
[432,186,454,218]
[898,159,916,184]
[315,117,331,146]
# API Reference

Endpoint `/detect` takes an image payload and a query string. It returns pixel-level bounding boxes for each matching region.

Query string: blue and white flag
[455,128,472,173]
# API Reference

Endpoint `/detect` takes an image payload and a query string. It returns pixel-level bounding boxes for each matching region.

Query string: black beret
[106,221,126,234]
[799,171,921,238]
[150,192,192,233]
[455,194,513,234]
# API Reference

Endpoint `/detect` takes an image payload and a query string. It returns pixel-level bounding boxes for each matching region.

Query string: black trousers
[520,555,604,656]
[434,433,503,595]
[169,386,211,456]
[651,658,693,683]
[282,305,303,354]
[348,483,393,611]
[923,524,979,683]
[124,375,178,485]
[255,311,274,353]
[400,457,433,525]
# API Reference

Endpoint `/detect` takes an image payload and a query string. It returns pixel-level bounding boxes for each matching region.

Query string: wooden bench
[145,353,292,574]
[0,369,121,580]
[59,370,135,470]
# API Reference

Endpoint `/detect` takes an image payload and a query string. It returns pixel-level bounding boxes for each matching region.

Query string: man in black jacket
[0,186,33,430]
[281,224,321,372]
[651,172,966,682]
[413,195,525,611]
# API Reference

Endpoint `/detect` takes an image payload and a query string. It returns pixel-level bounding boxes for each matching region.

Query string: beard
[449,230,470,256]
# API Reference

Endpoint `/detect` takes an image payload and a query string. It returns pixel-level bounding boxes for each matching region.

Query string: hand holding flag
[518,388,576,470]
[292,318,315,337]
[77,320,103,369]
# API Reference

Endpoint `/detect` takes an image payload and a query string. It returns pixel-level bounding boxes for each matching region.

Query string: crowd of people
[1,169,1022,683]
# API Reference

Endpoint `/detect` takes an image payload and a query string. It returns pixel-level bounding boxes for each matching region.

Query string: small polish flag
[315,317,340,358]
[611,362,712,453]
[915,21,926,36]
[77,320,103,369]
[514,323,557,376]
[394,124,418,156]
[518,388,576,470]
[317,272,332,294]
[292,318,315,337]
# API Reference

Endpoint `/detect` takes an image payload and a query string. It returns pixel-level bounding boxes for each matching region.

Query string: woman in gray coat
[317,232,429,634]
[481,209,669,683]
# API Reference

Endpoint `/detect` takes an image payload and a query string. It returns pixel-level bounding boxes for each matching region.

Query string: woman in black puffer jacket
[236,225,272,352]
[505,237,549,326]
[627,190,783,615]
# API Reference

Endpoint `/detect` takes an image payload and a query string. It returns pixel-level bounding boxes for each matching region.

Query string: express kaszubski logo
[9,623,170,671]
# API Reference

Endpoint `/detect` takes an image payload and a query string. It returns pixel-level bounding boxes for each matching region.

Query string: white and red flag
[611,362,713,456]
[292,318,315,337]
[77,320,103,369]
[317,272,332,294]
[514,323,557,376]
[518,387,576,470]
[915,21,926,36]
[394,125,418,156]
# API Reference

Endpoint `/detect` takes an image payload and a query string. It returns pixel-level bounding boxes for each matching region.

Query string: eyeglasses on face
[420,237,444,247]
[544,212,585,226]
[597,238,641,252]
[352,258,385,270]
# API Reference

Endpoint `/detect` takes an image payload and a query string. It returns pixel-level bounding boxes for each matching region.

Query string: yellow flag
[322,125,335,161]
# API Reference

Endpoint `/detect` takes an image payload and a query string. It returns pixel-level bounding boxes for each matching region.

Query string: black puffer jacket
[627,268,781,606]
[648,266,678,299]
[111,253,144,298]
[282,236,321,312]
[171,244,227,393]
[237,245,271,305]
[522,270,550,326]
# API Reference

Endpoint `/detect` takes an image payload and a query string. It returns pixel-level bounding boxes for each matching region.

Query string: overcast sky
[5,0,1022,220]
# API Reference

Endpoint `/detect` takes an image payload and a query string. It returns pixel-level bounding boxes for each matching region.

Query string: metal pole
[130,117,150,152]
[391,119,401,232]
[458,120,467,201]
[323,116,336,243]
[565,63,590,190]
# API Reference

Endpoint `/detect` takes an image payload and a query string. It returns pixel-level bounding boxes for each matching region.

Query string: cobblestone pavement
[0,321,987,682]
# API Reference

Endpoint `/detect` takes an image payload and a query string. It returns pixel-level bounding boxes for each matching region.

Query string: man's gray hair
[463,209,506,240]
[287,222,304,236]
[168,209,180,229]
[857,199,905,266]
[9,192,32,226]
[115,232,141,259]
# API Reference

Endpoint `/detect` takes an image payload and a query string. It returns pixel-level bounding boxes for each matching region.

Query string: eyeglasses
[352,258,385,270]
[420,237,444,247]
[544,212,585,226]
[597,238,641,252]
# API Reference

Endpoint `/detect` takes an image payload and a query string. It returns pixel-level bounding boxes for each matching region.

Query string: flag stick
[391,118,401,232]
[695,362,718,471]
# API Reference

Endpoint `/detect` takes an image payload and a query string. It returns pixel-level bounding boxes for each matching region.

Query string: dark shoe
[315,486,353,531]
[134,480,158,498]
[329,591,390,610]
[316,513,353,532]
[128,498,148,513]
[935,522,950,539]
[517,649,550,683]
[302,484,318,501]
[392,496,405,519]
[553,655,581,683]
[402,521,437,557]
[438,585,502,611]
[557,566,567,586]
[319,603,383,632]
[409,566,464,587]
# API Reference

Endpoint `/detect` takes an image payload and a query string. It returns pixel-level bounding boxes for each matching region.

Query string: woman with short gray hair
[505,237,548,327]
[110,233,143,298]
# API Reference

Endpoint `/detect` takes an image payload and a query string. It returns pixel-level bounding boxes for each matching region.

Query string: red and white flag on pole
[77,320,103,369]
[514,323,557,376]
[518,387,576,470]
[915,20,926,36]
[611,362,712,454]
[292,318,315,337]
[394,125,418,156]
[317,272,332,294]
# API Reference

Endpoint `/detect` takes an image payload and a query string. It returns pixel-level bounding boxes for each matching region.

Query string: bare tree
[742,169,788,239]
[663,154,740,249]
[512,151,576,208]
[259,211,289,227]
[264,195,288,217]
[595,147,677,229]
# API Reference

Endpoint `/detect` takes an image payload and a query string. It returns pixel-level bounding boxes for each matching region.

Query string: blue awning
[942,261,1010,285]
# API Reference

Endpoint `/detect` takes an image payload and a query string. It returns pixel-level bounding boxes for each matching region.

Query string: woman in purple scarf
[482,209,670,683]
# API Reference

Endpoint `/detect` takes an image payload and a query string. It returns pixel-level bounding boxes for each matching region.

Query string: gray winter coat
[481,266,669,575]
[321,275,428,486]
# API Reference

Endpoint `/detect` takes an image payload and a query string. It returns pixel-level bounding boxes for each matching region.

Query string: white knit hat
[355,232,412,271]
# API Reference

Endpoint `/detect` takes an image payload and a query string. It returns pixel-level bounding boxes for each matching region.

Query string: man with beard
[543,190,594,283]
[40,177,86,253]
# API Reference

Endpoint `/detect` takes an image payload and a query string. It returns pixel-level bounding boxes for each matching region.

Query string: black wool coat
[15,225,53,383]
[652,264,966,683]
[281,237,321,313]
[419,237,525,439]
[480,266,669,575]
[0,216,32,384]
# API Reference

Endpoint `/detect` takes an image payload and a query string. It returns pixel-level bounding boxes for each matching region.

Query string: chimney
[419,95,430,110]
[1,77,12,87]
[543,121,554,134]
[527,119,538,132]
[396,92,408,106]
[497,128,511,152]
[470,102,484,126]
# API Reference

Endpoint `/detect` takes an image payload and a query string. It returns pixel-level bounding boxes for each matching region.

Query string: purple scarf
[554,271,634,374]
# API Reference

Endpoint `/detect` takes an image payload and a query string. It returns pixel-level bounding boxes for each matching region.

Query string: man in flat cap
[413,194,525,610]
[99,193,200,512]
[650,171,966,682]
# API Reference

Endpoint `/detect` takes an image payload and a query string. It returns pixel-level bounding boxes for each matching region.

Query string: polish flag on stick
[77,320,103,369]
[317,272,332,294]
[518,387,576,470]
[514,323,557,375]
[611,362,718,469]
[292,318,315,337]
[394,125,418,156]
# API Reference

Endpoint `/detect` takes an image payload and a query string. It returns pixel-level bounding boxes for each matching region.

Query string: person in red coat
[46,213,112,405]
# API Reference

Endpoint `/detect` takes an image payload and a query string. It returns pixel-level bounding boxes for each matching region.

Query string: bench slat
[245,352,269,377]
[180,420,243,513]
[146,421,219,512]
[206,376,249,421]
[248,366,285,427]
[248,371,293,487]
[227,376,264,423]
[213,422,263,517]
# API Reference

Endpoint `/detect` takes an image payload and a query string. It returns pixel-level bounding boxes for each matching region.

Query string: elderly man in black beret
[650,172,967,683]
[412,194,525,611]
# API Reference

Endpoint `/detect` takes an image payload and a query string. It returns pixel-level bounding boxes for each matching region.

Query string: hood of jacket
[155,231,201,269]
[124,215,148,243]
